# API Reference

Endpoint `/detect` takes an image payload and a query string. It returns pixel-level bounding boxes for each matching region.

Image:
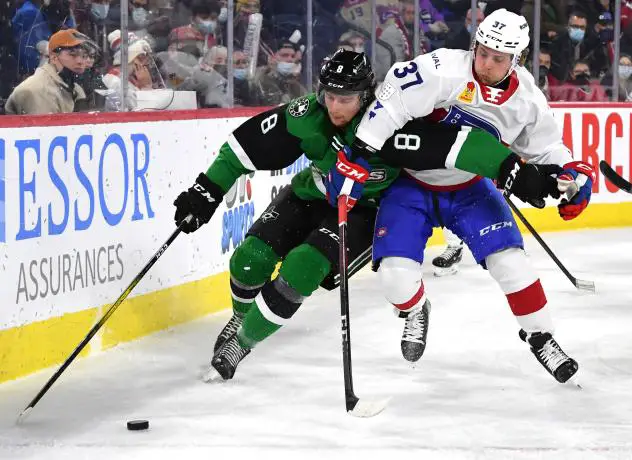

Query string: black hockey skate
[213,312,245,352]
[519,329,579,384]
[400,299,431,362]
[432,245,463,277]
[203,334,251,382]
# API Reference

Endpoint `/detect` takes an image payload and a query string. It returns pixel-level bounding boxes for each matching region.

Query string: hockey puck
[127,420,149,431]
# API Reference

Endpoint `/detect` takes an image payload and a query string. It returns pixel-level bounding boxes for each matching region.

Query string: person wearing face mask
[11,0,76,76]
[253,39,306,105]
[232,49,258,106]
[130,0,149,28]
[550,10,608,81]
[549,59,608,101]
[617,55,632,100]
[446,7,485,51]
[167,45,230,108]
[5,29,89,114]
[534,47,559,100]
[168,0,221,58]
[595,12,615,43]
[89,0,111,23]
[601,54,632,101]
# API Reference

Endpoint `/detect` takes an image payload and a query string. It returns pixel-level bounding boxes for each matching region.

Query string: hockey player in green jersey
[173,49,561,381]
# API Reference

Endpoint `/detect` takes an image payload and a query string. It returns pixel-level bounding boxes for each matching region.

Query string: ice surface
[1,228,632,460]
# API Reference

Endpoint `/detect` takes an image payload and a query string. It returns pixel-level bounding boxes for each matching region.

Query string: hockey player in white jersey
[330,9,596,384]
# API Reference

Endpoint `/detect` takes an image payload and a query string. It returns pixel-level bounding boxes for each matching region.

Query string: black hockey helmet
[318,49,376,107]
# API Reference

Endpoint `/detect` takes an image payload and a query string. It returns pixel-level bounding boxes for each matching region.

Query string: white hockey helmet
[475,9,530,56]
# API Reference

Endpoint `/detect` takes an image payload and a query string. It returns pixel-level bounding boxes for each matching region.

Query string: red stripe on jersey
[424,108,449,123]
[506,280,547,316]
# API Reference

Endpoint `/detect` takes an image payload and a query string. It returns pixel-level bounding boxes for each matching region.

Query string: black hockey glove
[498,154,562,208]
[174,173,224,233]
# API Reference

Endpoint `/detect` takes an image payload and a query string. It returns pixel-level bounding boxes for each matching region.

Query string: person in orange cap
[5,29,93,115]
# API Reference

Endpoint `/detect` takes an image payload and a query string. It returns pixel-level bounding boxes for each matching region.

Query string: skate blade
[433,265,459,277]
[348,397,391,418]
[201,366,223,383]
[566,375,582,389]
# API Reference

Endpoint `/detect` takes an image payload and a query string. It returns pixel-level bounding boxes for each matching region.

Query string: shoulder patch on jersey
[457,81,476,104]
[377,82,396,100]
[288,97,310,117]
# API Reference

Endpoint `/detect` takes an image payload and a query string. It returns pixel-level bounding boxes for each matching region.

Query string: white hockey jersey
[356,48,573,188]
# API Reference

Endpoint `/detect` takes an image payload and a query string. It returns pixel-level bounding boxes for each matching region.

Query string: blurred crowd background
[1,0,631,115]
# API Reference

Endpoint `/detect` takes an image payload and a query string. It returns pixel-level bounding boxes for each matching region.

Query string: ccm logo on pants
[479,221,513,236]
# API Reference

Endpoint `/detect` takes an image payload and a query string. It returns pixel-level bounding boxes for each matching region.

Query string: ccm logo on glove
[335,152,370,183]
[323,147,373,211]
[192,183,217,204]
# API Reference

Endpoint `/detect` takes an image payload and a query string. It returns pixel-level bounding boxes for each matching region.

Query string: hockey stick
[17,219,188,423]
[600,160,632,193]
[337,196,389,417]
[504,196,595,292]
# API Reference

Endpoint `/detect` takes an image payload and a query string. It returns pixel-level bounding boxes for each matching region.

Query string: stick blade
[600,160,632,193]
[16,407,32,425]
[347,397,390,418]
[574,279,595,293]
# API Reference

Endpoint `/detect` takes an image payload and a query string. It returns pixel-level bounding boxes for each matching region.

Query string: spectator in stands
[75,0,120,64]
[339,0,396,37]
[622,1,632,30]
[376,0,429,80]
[594,11,616,67]
[253,38,306,105]
[232,0,276,68]
[549,59,609,101]
[620,21,632,57]
[172,45,230,108]
[200,44,227,76]
[574,0,613,28]
[0,0,19,112]
[535,47,559,100]
[102,30,155,110]
[158,26,203,90]
[420,0,450,49]
[5,29,89,114]
[168,22,204,59]
[338,31,366,54]
[446,7,484,51]
[233,0,260,49]
[169,0,195,29]
[75,39,108,111]
[602,54,632,101]
[550,10,609,81]
[169,0,222,58]
[521,0,567,39]
[595,11,615,43]
[233,49,258,106]
[104,0,166,52]
[11,0,76,76]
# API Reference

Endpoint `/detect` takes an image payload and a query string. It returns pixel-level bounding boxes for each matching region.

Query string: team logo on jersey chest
[288,97,310,117]
[482,86,505,104]
[457,82,476,104]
